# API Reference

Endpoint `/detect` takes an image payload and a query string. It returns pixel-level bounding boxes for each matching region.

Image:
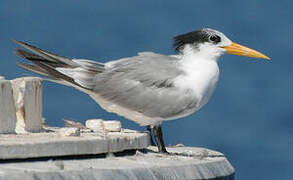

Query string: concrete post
[0,80,17,133]
[11,77,43,133]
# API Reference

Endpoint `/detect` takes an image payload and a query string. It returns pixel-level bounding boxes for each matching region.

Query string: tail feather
[14,40,78,67]
[15,49,62,68]
[15,48,45,61]
[14,40,105,90]
[17,62,51,77]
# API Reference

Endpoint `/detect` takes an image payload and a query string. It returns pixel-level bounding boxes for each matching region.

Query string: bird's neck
[178,45,220,71]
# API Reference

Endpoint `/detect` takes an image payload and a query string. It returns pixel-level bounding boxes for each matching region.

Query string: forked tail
[14,40,105,90]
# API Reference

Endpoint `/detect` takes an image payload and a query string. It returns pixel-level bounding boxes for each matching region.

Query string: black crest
[173,30,210,52]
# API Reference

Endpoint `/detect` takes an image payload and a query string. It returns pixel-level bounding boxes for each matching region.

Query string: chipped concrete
[64,119,86,129]
[103,120,121,132]
[0,147,235,180]
[86,119,105,132]
[11,77,43,133]
[86,119,122,132]
[59,127,80,137]
[0,127,150,160]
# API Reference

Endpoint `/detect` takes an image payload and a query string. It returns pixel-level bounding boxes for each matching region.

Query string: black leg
[153,124,168,153]
[146,125,156,146]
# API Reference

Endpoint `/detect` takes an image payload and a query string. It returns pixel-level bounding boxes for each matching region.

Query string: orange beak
[222,42,270,60]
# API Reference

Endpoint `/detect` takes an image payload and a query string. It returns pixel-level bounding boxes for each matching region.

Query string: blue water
[1,0,292,179]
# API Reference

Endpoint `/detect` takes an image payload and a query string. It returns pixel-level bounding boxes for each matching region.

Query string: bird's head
[174,28,270,60]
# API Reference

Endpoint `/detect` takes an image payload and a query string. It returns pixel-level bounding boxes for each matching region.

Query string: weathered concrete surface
[59,127,80,136]
[0,147,235,180]
[86,119,122,132]
[64,119,86,129]
[86,119,105,132]
[0,127,150,160]
[11,77,43,133]
[0,80,16,133]
[104,120,122,132]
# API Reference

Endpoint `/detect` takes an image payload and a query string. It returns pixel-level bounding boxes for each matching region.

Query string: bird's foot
[158,150,170,155]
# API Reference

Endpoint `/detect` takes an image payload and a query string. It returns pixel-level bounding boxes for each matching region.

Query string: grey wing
[92,52,197,123]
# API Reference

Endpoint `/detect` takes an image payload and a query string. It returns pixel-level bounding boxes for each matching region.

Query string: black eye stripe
[209,35,221,43]
[173,29,223,52]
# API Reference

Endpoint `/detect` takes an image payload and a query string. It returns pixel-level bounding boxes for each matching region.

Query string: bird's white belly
[89,93,162,126]
[196,72,219,109]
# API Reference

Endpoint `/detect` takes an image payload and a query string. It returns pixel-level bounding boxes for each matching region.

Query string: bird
[14,28,270,153]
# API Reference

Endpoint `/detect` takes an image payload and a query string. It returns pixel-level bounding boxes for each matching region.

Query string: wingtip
[14,48,25,58]
[16,62,25,67]
[16,62,31,71]
[13,38,20,44]
[13,39,26,58]
[13,39,26,46]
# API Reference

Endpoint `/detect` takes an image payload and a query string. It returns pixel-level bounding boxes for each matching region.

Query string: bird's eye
[209,35,221,43]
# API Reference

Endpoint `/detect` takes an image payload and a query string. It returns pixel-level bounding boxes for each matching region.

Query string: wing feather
[93,53,197,121]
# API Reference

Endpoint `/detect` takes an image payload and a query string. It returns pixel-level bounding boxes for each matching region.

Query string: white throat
[181,43,225,62]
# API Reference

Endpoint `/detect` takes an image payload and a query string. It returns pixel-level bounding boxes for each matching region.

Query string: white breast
[174,53,220,110]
